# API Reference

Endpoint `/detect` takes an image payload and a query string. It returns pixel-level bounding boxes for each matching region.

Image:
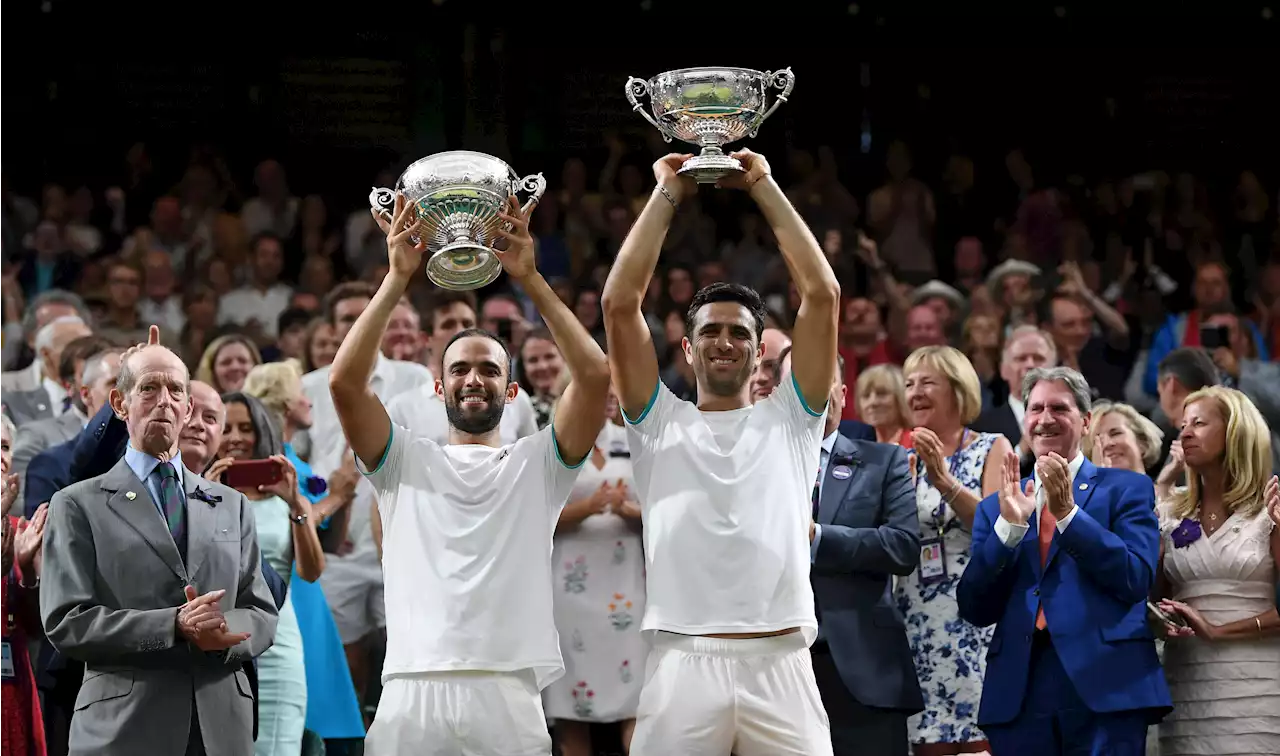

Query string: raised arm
[496,198,610,464]
[329,194,423,470]
[601,155,694,419]
[730,150,841,410]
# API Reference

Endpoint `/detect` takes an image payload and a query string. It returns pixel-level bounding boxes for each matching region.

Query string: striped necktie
[154,462,187,562]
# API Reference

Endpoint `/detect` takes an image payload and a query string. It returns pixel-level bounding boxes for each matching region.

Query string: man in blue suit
[957,366,1171,755]
[809,354,922,755]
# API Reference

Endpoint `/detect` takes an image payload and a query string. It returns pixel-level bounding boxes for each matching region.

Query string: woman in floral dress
[895,347,1010,755]
[544,388,646,756]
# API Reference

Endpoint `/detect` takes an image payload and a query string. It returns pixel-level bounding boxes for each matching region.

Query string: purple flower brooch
[1170,518,1203,549]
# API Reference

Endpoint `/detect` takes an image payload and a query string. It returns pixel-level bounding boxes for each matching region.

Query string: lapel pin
[831,465,853,480]
[1078,483,1088,490]
[125,491,137,500]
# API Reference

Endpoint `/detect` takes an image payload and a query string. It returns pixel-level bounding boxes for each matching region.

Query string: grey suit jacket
[40,457,278,756]
[1,360,41,393]
[10,411,81,486]
[2,387,56,427]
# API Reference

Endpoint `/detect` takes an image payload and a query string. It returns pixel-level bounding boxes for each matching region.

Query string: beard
[697,357,753,398]
[445,388,506,435]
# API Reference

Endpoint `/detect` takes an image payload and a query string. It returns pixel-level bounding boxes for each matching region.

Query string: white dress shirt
[994,451,1085,548]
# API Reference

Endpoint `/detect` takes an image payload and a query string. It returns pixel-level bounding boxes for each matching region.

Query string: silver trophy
[625,67,795,184]
[369,151,547,291]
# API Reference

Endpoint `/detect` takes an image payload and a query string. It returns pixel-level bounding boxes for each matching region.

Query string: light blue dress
[284,442,365,740]
[252,495,307,756]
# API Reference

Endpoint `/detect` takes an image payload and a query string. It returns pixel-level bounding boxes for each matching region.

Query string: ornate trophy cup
[369,151,547,290]
[625,67,795,184]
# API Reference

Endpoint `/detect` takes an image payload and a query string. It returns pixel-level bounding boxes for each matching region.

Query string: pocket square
[191,487,222,505]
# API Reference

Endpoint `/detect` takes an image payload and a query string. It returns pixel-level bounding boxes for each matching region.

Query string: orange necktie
[1035,502,1057,630]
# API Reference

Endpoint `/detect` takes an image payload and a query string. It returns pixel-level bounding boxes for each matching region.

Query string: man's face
[750,328,792,403]
[684,301,761,399]
[107,264,142,308]
[332,296,371,342]
[923,296,954,327]
[438,336,513,435]
[180,381,225,472]
[1192,264,1229,310]
[30,303,78,342]
[112,347,193,458]
[81,353,122,418]
[905,306,945,351]
[1050,297,1093,355]
[278,324,308,361]
[1024,379,1089,459]
[252,238,284,283]
[1002,273,1033,308]
[41,321,92,377]
[143,251,174,300]
[842,297,882,341]
[1000,333,1055,396]
[1157,375,1190,427]
[480,298,521,343]
[430,302,477,368]
[382,303,422,362]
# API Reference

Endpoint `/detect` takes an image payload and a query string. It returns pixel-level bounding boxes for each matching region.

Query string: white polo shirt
[386,381,540,447]
[359,423,584,689]
[625,372,826,642]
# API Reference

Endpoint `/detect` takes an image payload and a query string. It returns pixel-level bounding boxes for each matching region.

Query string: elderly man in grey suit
[39,328,278,756]
[808,354,923,756]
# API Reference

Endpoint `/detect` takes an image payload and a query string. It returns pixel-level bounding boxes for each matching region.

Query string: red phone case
[224,460,282,489]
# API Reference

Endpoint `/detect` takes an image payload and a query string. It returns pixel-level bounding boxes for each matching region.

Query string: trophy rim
[399,150,517,179]
[652,66,768,82]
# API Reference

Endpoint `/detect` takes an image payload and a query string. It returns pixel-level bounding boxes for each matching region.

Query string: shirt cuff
[994,515,1029,549]
[810,523,823,562]
[1055,504,1079,532]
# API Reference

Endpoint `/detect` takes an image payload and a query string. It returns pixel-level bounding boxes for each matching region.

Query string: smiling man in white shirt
[330,193,611,756]
[601,150,841,755]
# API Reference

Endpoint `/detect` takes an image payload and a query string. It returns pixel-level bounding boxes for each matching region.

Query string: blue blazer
[812,435,923,712]
[956,459,1172,726]
[838,419,876,442]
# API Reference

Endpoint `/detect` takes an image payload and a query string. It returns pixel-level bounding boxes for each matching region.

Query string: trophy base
[426,241,504,291]
[678,153,743,184]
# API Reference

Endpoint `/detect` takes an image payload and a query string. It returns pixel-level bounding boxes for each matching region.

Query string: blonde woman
[1085,401,1165,475]
[1154,387,1280,755]
[195,333,263,392]
[896,345,1011,756]
[855,364,913,447]
[243,362,365,749]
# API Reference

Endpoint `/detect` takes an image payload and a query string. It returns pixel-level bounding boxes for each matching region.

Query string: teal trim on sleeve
[792,371,825,418]
[622,381,660,426]
[551,425,589,469]
[362,425,395,476]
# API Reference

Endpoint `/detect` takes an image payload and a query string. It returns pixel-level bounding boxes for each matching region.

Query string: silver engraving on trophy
[625,67,795,184]
[368,151,547,291]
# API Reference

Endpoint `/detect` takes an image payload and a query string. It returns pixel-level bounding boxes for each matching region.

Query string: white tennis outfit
[359,424,584,756]
[624,374,833,756]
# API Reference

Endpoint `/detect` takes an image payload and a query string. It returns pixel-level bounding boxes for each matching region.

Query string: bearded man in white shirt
[600,150,841,756]
[330,192,611,756]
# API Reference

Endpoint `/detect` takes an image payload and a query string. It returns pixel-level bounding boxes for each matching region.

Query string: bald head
[180,380,226,473]
[751,328,794,403]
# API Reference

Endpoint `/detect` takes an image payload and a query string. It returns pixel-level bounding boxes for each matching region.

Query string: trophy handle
[747,68,796,139]
[511,172,548,215]
[369,186,397,222]
[625,76,674,144]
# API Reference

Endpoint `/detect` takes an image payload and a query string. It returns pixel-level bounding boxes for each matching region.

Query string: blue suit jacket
[838,419,876,442]
[811,435,923,712]
[24,437,75,518]
[956,459,1172,726]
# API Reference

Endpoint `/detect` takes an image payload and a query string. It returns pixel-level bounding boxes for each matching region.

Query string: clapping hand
[998,450,1036,526]
[1267,475,1280,529]
[177,586,251,651]
[585,482,614,516]
[1036,452,1074,520]
[0,473,19,513]
[716,149,771,191]
[14,503,48,579]
[494,195,538,281]
[911,427,951,491]
[611,479,641,521]
[371,192,427,280]
[1158,599,1217,641]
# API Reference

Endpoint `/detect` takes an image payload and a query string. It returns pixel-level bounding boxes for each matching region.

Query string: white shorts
[630,631,832,756]
[319,548,386,644]
[366,671,553,756]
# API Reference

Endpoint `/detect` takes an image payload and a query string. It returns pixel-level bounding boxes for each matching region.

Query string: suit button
[1033,588,1040,596]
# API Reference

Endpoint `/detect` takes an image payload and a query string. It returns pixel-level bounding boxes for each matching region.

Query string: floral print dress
[895,430,1000,745]
[543,422,648,722]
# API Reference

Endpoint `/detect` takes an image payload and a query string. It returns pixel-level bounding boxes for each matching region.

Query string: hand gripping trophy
[625,67,795,184]
[369,151,547,290]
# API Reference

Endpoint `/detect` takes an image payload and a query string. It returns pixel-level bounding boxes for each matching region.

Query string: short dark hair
[250,231,284,254]
[685,283,768,343]
[276,307,312,336]
[23,289,92,336]
[1158,347,1219,391]
[58,335,115,383]
[441,328,513,379]
[426,290,479,332]
[323,282,377,325]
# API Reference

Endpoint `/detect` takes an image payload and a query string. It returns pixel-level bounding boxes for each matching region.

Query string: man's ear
[109,388,126,420]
